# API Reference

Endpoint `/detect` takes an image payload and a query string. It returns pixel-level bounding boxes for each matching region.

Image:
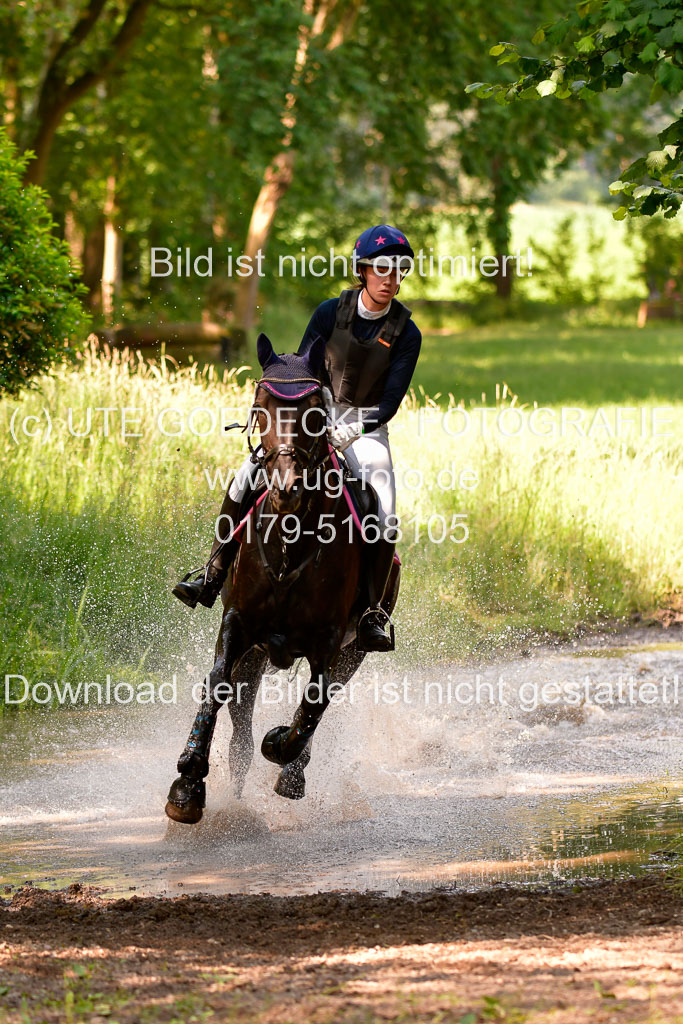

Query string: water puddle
[1,625,682,898]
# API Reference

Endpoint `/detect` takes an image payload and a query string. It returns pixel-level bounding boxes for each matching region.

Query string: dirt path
[2,873,683,1023]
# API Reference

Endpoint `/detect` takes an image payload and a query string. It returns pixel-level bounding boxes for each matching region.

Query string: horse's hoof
[164,775,205,824]
[261,725,290,765]
[274,766,306,800]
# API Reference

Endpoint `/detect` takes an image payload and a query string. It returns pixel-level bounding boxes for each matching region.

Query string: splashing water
[1,626,682,898]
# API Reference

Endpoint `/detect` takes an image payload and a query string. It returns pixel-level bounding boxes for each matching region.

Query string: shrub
[0,129,89,394]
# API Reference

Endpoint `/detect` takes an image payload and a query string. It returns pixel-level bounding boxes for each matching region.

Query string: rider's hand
[328,420,363,452]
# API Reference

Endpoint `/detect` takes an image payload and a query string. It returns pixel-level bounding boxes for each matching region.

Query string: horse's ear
[256,332,277,370]
[300,332,326,374]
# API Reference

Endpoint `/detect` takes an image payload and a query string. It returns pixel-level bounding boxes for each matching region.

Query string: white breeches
[227,405,397,540]
[339,423,396,540]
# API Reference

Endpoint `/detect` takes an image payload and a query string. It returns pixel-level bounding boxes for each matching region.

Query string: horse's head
[251,332,328,514]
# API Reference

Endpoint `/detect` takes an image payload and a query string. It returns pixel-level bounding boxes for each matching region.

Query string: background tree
[0,0,160,186]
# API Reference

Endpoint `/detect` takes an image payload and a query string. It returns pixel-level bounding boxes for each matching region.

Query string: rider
[173,224,421,652]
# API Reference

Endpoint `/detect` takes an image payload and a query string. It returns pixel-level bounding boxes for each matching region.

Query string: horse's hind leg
[272,642,367,794]
[166,608,245,824]
[268,641,368,796]
[227,647,266,800]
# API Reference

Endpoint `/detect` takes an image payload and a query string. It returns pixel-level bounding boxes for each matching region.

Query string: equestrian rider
[173,224,421,652]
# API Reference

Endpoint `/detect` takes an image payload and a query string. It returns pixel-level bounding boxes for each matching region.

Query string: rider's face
[363,265,401,305]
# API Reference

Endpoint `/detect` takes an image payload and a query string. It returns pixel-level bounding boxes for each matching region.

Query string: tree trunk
[3,57,21,141]
[231,0,359,351]
[82,221,105,310]
[64,204,85,266]
[102,174,122,319]
[232,150,295,349]
[489,157,513,301]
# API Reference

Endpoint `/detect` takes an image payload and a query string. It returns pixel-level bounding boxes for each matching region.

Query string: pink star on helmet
[397,235,406,244]
[375,235,386,245]
[356,240,360,247]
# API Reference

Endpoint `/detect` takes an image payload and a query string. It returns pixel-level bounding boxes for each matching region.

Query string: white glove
[328,419,363,452]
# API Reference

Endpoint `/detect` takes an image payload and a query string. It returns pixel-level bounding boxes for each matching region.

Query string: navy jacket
[298,295,422,432]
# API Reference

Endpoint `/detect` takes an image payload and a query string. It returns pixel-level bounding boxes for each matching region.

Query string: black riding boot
[172,490,243,609]
[356,536,396,652]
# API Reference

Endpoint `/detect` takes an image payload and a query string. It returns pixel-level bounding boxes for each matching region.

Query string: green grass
[415,319,683,406]
[250,305,683,407]
[0,325,681,709]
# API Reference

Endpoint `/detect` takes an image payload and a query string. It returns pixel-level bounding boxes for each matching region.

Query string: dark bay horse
[165,332,400,823]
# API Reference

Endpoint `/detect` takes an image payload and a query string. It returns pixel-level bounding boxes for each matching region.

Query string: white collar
[357,290,391,320]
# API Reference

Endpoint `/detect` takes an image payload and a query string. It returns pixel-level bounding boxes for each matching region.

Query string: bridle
[245,378,333,479]
[234,376,345,592]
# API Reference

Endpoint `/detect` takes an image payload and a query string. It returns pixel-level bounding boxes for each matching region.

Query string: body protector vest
[323,288,412,408]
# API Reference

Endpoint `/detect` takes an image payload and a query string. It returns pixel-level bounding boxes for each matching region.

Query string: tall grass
[1,341,681,707]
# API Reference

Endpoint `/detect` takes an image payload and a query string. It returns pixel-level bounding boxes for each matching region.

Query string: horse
[165,332,400,822]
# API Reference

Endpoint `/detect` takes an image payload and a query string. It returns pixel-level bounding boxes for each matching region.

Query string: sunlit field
[1,333,681,708]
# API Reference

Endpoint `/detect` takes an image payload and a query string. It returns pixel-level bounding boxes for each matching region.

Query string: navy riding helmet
[353,224,414,265]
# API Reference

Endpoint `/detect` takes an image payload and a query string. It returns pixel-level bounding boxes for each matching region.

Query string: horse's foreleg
[227,647,266,800]
[274,738,312,800]
[261,666,334,767]
[166,609,245,824]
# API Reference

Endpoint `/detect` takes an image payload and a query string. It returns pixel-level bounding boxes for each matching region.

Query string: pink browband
[258,382,320,399]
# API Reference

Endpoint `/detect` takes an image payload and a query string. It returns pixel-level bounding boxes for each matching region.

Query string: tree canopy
[468,0,683,218]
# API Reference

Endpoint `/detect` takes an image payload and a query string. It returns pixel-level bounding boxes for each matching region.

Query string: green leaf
[537,79,557,96]
[531,28,546,44]
[576,35,596,53]
[489,43,507,56]
[655,27,675,48]
[657,62,683,92]
[625,14,649,32]
[633,185,653,198]
[659,117,683,145]
[649,7,675,26]
[608,180,627,193]
[646,148,673,173]
[613,206,629,220]
[602,48,622,65]
[599,20,623,37]
[640,41,660,63]
[465,82,485,94]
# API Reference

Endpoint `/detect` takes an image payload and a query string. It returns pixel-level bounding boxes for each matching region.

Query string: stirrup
[172,564,223,609]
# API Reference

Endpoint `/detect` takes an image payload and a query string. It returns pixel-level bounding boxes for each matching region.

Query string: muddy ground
[2,873,683,1023]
